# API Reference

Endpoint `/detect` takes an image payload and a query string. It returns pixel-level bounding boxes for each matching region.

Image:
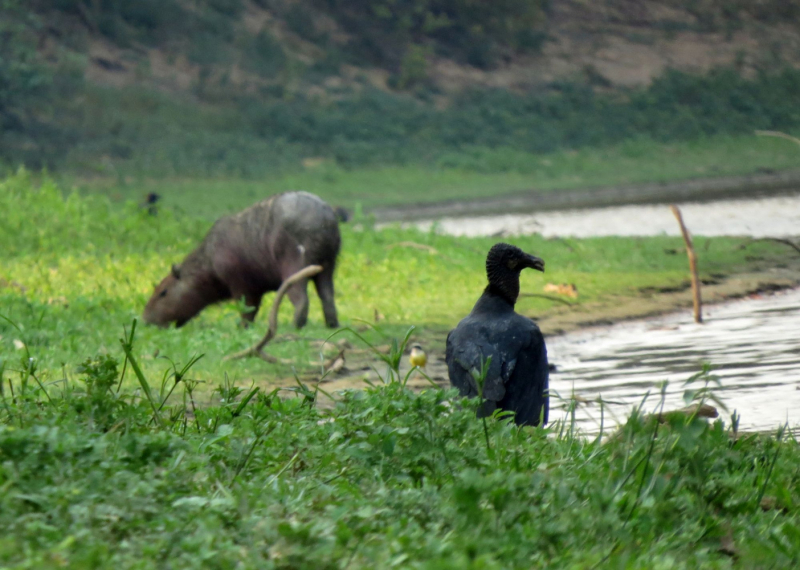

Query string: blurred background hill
[3,0,800,209]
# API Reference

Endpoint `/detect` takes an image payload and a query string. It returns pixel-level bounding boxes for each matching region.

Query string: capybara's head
[143,264,208,328]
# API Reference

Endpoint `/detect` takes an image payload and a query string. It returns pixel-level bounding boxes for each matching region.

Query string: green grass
[2,172,800,567]
[0,170,788,388]
[72,132,800,218]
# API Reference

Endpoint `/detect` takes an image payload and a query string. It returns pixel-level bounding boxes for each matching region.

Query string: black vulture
[445,243,549,427]
[144,192,161,216]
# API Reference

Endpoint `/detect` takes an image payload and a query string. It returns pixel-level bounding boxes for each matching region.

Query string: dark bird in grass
[144,192,161,216]
[334,206,351,223]
[446,243,549,427]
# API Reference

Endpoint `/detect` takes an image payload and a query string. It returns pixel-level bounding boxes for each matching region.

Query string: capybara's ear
[172,264,181,279]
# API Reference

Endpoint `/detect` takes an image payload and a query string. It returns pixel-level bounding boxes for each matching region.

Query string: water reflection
[547,289,800,434]
[409,194,800,238]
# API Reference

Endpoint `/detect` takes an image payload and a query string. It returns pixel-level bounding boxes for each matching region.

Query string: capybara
[143,191,340,329]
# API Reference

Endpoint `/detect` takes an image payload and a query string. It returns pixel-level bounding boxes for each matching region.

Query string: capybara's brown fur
[143,191,340,329]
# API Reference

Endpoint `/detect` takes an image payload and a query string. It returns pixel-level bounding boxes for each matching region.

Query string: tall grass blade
[119,319,164,428]
[755,422,787,510]
[232,387,260,418]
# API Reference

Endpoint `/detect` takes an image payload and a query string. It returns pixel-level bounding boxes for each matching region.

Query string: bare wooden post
[670,205,702,324]
[224,265,324,362]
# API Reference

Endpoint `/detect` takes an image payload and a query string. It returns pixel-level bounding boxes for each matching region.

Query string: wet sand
[372,169,800,222]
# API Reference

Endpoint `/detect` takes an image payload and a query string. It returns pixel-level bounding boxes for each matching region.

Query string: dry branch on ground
[224,265,324,363]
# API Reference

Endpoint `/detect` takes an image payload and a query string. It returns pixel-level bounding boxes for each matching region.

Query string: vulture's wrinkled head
[485,243,545,305]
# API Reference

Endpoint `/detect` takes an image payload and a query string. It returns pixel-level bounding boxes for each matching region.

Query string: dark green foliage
[203,0,244,18]
[391,44,433,90]
[242,30,287,77]
[39,0,243,67]
[284,1,326,44]
[42,0,189,45]
[4,63,800,178]
[0,1,57,167]
[660,0,800,30]
[316,0,546,69]
[232,67,800,170]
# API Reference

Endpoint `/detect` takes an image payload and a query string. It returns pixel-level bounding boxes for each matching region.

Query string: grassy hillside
[3,0,800,197]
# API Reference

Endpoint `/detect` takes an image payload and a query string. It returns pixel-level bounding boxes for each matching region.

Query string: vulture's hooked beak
[524,254,545,272]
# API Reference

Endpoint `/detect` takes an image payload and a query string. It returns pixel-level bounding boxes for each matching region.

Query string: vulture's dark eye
[159,289,168,298]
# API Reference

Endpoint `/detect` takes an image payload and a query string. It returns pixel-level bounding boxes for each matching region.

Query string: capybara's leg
[237,293,262,328]
[286,279,309,329]
[231,291,261,328]
[313,271,339,328]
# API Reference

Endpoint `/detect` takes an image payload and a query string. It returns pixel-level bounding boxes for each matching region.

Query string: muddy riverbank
[372,169,800,222]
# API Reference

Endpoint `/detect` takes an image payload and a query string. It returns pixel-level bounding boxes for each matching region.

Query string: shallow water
[546,288,800,435]
[408,194,800,238]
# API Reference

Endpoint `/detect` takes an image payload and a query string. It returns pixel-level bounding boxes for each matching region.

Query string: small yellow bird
[409,343,427,369]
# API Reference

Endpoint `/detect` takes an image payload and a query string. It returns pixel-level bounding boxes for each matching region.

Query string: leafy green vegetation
[39,0,243,49]
[2,321,800,567]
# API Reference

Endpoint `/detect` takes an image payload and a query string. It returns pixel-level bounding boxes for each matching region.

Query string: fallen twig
[745,237,800,256]
[324,349,346,374]
[755,130,800,147]
[224,265,324,362]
